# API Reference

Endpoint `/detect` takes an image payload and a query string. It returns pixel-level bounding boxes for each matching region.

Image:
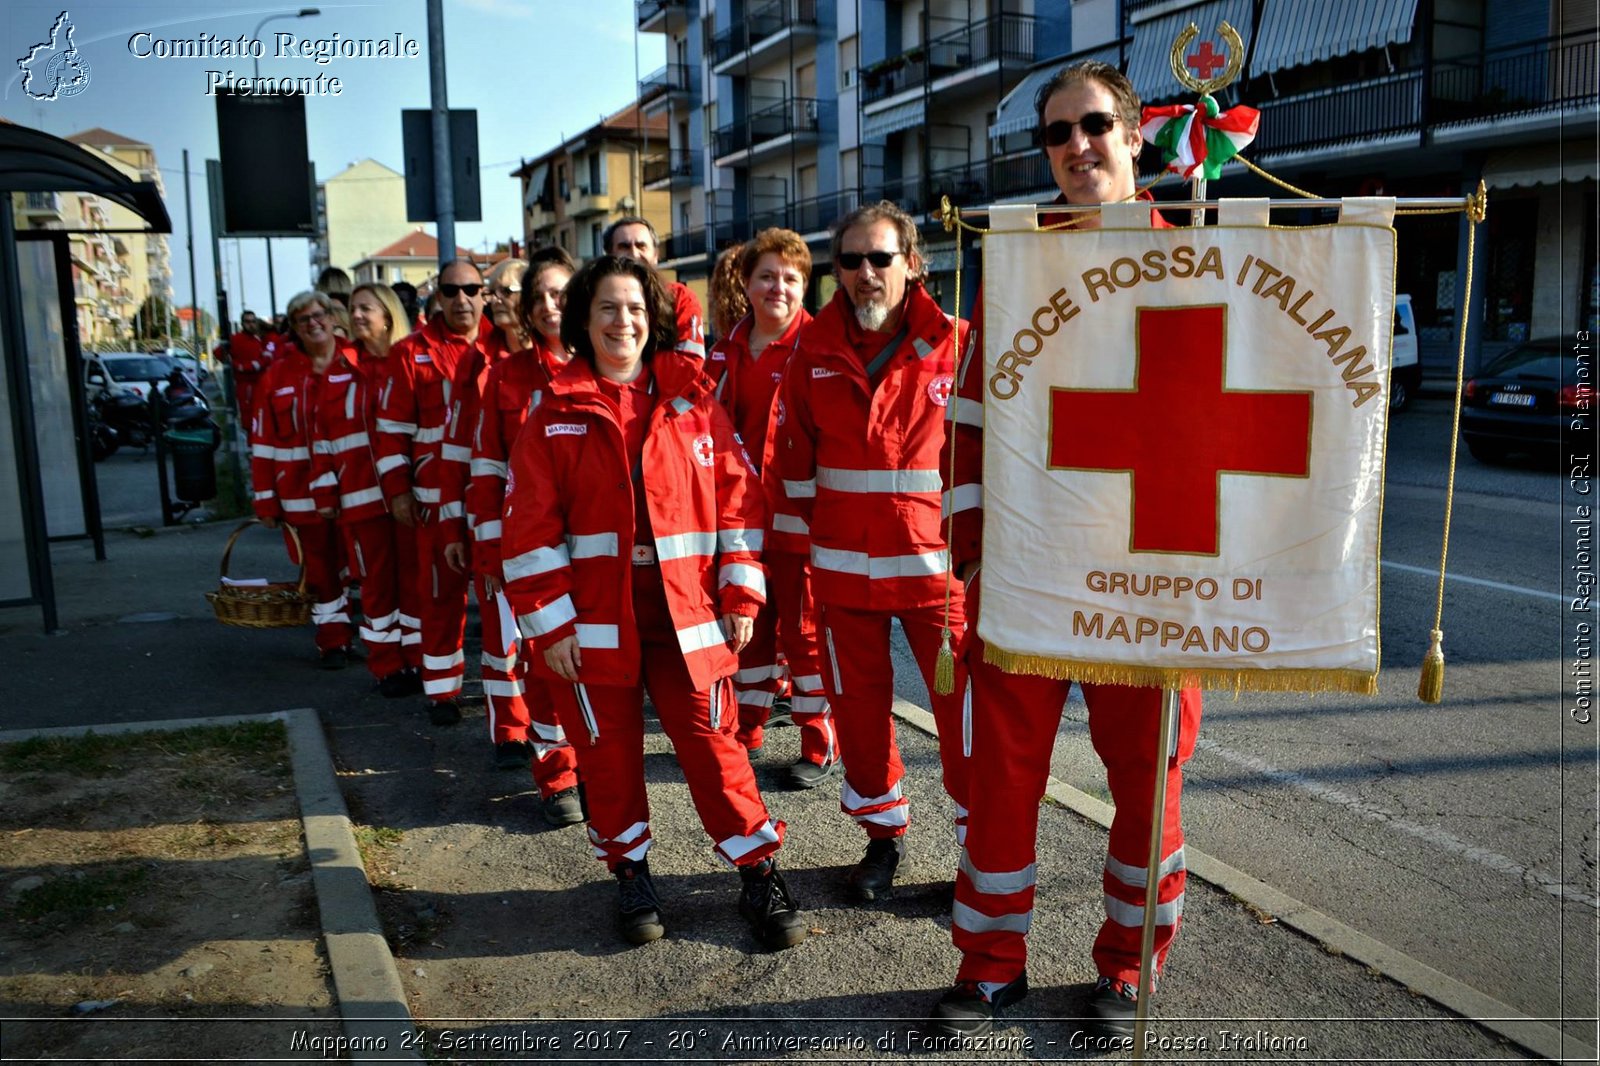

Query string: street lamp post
[250,7,319,317]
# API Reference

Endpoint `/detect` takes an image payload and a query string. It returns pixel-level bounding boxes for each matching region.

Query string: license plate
[1490,392,1536,407]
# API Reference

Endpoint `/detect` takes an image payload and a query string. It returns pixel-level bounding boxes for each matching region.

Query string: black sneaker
[1087,976,1139,1037]
[786,758,841,790]
[318,647,348,671]
[494,740,533,771]
[766,696,793,729]
[928,973,1030,1037]
[541,787,584,827]
[427,699,463,726]
[614,859,664,945]
[847,836,904,902]
[738,857,807,951]
[379,669,422,698]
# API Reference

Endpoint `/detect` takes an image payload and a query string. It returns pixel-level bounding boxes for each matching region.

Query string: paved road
[896,394,1596,1038]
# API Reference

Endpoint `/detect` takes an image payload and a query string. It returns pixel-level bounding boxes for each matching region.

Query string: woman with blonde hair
[306,281,424,694]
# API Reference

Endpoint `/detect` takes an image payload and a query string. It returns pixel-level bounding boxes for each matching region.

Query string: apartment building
[310,159,410,279]
[513,103,671,263]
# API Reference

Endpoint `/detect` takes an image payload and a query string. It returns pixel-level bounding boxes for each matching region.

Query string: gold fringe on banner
[981,644,1379,696]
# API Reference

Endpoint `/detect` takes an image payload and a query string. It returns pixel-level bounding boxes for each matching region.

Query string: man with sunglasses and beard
[776,201,973,905]
[929,61,1202,1041]
[375,258,494,725]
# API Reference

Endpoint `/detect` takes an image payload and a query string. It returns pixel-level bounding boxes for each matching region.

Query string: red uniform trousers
[341,514,422,679]
[732,553,838,765]
[478,578,578,797]
[551,563,783,872]
[416,519,470,702]
[235,373,264,424]
[816,590,968,842]
[283,518,351,652]
[952,595,1202,987]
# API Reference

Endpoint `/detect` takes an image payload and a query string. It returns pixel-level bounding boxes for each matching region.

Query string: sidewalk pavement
[1,521,1587,1063]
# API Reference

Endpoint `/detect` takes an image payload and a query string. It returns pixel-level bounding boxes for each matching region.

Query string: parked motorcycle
[86,367,213,461]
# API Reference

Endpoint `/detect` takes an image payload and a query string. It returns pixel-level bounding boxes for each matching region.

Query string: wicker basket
[204,520,312,628]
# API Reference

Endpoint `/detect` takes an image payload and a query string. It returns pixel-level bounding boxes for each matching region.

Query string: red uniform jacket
[227,331,271,377]
[307,346,391,525]
[466,336,577,580]
[711,309,812,555]
[435,321,515,546]
[777,283,969,610]
[250,339,360,526]
[669,281,706,362]
[500,351,768,692]
[373,316,486,518]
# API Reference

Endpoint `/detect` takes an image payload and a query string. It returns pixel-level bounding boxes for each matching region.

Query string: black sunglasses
[837,250,902,270]
[438,282,483,298]
[1037,112,1119,147]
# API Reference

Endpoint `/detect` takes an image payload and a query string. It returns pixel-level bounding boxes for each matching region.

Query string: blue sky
[3,0,665,323]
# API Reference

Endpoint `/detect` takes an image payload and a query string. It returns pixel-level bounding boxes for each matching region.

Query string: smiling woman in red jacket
[500,255,807,952]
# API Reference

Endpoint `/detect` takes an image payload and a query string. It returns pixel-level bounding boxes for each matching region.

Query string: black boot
[846,836,904,902]
[1086,976,1139,1036]
[928,973,1029,1037]
[614,859,664,945]
[738,857,807,950]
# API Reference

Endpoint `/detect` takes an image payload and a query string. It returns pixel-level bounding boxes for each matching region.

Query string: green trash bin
[165,425,220,502]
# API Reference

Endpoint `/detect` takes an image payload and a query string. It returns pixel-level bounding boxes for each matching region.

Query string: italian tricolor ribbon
[1140,95,1260,180]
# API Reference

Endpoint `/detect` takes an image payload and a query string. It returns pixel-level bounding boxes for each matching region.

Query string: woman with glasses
[500,255,807,951]
[249,290,362,665]
[307,283,424,696]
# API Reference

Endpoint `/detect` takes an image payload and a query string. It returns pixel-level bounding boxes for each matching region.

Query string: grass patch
[0,722,286,776]
[353,826,403,853]
[9,865,150,923]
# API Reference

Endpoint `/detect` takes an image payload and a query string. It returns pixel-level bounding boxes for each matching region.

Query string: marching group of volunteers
[229,61,1204,1041]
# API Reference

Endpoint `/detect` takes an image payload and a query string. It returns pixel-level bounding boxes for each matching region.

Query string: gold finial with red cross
[1170,20,1244,96]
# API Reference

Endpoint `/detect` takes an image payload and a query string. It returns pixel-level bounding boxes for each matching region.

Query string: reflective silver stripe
[913,337,935,358]
[815,466,942,494]
[441,442,471,463]
[473,519,503,542]
[855,806,910,828]
[771,512,810,535]
[280,497,317,512]
[962,676,973,758]
[792,673,824,691]
[1105,847,1187,889]
[790,694,828,715]
[942,484,983,518]
[253,489,275,501]
[253,444,312,462]
[503,544,571,581]
[677,339,706,357]
[412,486,441,503]
[414,425,445,444]
[825,625,843,694]
[718,563,766,597]
[783,478,816,498]
[717,527,763,553]
[718,819,780,862]
[359,626,402,643]
[811,546,949,580]
[949,396,984,428]
[575,682,601,743]
[376,418,417,436]
[517,594,576,637]
[737,689,776,709]
[952,900,1032,935]
[375,454,410,474]
[530,719,566,743]
[397,612,421,629]
[436,501,464,520]
[250,443,274,459]
[367,609,400,628]
[423,650,465,669]
[481,651,516,672]
[676,619,728,655]
[482,679,526,697]
[567,532,619,559]
[471,457,508,479]
[313,439,335,455]
[325,431,370,453]
[309,472,337,490]
[735,664,782,683]
[960,851,1037,896]
[423,677,461,695]
[708,677,721,729]
[669,396,694,415]
[576,624,620,649]
[841,779,902,811]
[1104,893,1184,928]
[656,530,717,561]
[341,487,384,510]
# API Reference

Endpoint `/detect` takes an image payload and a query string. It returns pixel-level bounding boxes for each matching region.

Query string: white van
[1390,293,1419,411]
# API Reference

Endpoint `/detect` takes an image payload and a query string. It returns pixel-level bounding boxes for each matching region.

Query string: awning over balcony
[1251,0,1419,76]
[1127,0,1255,101]
[861,99,926,140]
[522,162,550,210]
[989,44,1125,140]
[1483,142,1599,189]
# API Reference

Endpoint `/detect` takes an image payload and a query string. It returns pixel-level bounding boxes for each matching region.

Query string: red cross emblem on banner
[1048,305,1313,555]
[1187,40,1228,80]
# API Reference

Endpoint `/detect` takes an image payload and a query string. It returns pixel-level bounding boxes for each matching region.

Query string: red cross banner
[975,199,1397,693]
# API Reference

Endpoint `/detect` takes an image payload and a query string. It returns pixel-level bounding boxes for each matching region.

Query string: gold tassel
[933,628,956,695]
[1418,629,1444,704]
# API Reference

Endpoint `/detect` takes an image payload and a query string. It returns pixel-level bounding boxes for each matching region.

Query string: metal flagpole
[1133,687,1181,1057]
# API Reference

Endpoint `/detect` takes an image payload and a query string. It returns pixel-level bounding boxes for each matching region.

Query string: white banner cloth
[977,214,1395,692]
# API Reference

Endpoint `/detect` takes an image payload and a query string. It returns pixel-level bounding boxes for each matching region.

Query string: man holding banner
[931,62,1204,1039]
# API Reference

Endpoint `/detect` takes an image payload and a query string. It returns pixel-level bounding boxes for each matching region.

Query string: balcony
[636,0,688,34]
[567,185,616,219]
[643,149,696,188]
[639,62,695,105]
[20,190,62,218]
[747,189,861,236]
[658,228,711,264]
[712,0,818,69]
[861,13,1035,107]
[714,97,822,165]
